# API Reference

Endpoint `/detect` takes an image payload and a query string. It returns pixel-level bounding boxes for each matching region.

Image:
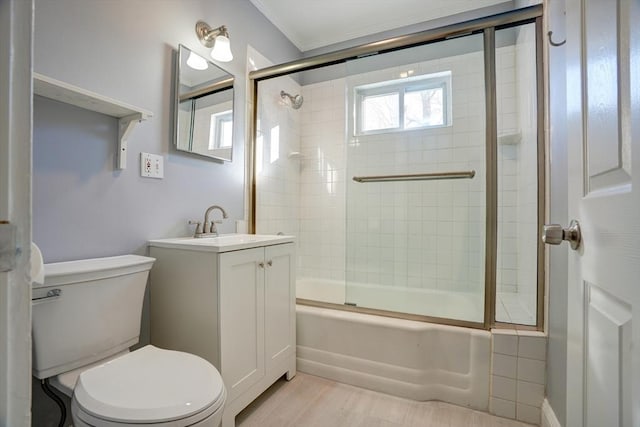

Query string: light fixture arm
[196,21,230,48]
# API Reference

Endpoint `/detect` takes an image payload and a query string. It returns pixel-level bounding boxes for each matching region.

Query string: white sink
[148,234,295,253]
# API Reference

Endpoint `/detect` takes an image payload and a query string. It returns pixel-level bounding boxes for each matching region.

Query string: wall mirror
[175,44,234,161]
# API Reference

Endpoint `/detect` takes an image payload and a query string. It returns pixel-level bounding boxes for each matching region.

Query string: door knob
[542,220,582,250]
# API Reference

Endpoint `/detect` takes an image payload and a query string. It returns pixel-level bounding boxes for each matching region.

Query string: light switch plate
[140,152,164,179]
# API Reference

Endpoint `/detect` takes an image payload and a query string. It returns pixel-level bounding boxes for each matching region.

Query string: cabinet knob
[258,262,265,268]
[267,260,273,267]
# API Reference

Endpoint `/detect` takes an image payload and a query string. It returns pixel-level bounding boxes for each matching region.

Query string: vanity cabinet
[148,237,295,427]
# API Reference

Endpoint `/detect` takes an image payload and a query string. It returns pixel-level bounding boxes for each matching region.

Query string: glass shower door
[344,33,487,324]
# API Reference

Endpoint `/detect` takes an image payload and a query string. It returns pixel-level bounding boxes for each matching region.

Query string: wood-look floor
[236,373,534,427]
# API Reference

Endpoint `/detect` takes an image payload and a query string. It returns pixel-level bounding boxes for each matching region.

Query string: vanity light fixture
[195,20,233,62]
[186,51,209,70]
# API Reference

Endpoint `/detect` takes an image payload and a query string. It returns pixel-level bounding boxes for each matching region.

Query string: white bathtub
[295,278,491,410]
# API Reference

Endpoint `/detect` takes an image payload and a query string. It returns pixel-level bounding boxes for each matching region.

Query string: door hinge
[0,221,17,272]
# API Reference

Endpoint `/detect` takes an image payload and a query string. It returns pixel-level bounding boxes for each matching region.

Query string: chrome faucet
[189,205,228,238]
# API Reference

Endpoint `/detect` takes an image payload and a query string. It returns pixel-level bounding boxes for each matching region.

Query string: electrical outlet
[140,152,164,179]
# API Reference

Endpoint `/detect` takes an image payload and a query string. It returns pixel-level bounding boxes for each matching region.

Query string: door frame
[0,0,33,425]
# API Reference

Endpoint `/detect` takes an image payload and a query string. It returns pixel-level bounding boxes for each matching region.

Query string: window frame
[354,71,452,136]
[208,110,233,150]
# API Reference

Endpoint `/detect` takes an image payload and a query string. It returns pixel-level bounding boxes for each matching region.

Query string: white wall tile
[516,380,544,406]
[493,353,517,379]
[492,375,516,401]
[516,402,541,425]
[518,336,547,361]
[517,357,545,384]
[490,397,516,419]
[493,331,518,356]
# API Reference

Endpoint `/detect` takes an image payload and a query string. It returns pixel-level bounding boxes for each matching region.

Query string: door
[264,243,295,374]
[343,33,488,325]
[219,247,265,401]
[564,0,640,425]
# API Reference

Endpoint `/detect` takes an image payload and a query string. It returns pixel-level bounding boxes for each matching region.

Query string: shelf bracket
[117,113,145,170]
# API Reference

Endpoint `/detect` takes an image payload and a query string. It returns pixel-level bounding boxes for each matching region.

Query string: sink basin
[148,234,295,253]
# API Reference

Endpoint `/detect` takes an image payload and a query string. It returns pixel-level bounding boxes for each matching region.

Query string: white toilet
[31,254,227,426]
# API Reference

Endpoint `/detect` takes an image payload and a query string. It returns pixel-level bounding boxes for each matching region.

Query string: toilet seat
[72,345,226,426]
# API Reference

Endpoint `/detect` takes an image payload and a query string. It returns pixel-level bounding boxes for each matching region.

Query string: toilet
[31,254,227,426]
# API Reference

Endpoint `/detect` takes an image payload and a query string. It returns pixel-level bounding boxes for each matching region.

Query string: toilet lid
[73,345,225,423]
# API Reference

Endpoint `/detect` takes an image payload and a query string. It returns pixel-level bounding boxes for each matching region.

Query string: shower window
[355,71,451,135]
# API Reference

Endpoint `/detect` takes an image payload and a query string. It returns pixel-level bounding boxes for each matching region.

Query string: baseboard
[541,398,562,427]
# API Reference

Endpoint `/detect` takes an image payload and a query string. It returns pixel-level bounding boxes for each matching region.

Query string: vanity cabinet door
[219,247,265,402]
[264,244,295,375]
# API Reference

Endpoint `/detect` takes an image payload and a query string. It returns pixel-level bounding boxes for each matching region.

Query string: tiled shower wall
[490,329,547,424]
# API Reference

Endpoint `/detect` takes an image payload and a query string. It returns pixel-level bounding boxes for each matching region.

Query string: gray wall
[33,0,300,263]
[545,0,568,423]
[32,5,298,421]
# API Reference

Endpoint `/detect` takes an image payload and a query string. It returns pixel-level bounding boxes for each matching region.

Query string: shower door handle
[542,220,581,250]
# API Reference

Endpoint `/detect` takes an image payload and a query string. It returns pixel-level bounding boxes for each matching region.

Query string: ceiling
[249,0,508,52]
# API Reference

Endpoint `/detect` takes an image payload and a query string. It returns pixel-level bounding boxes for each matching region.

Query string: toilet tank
[32,255,155,379]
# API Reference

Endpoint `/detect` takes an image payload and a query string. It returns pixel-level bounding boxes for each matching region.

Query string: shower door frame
[248,5,545,331]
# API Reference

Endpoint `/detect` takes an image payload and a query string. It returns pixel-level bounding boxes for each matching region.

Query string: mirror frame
[174,44,235,162]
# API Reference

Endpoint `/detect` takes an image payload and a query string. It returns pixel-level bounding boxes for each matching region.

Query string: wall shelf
[33,73,153,169]
[497,132,522,145]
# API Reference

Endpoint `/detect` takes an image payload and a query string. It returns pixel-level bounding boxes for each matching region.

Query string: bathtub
[295,278,491,410]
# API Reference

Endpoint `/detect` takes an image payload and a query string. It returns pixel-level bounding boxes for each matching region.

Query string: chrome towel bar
[352,170,476,183]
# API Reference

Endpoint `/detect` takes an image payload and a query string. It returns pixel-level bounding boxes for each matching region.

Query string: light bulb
[210,35,233,62]
[186,51,208,70]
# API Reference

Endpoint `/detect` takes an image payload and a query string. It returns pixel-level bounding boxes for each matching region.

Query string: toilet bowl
[71,346,226,426]
[31,255,227,426]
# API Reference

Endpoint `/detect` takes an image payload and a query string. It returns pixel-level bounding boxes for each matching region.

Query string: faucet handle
[188,220,202,235]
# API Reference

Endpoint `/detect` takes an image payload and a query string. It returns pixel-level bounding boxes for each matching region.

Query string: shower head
[280,90,304,109]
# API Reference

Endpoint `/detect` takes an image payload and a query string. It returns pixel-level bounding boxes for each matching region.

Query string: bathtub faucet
[189,205,228,238]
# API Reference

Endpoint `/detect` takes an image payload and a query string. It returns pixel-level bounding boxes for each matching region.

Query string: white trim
[541,398,562,427]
